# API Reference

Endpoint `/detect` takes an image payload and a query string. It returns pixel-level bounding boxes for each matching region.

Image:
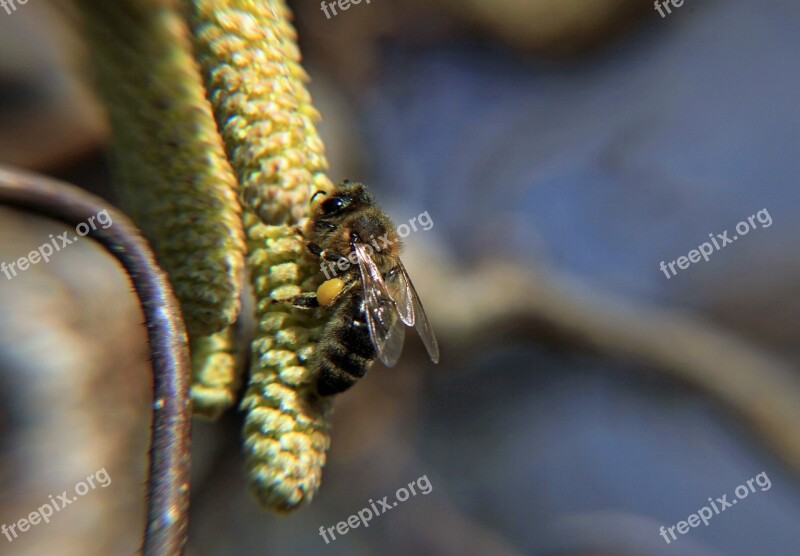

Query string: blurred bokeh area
[1,0,799,554]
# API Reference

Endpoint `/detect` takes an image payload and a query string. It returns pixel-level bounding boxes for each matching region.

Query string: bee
[281,180,439,395]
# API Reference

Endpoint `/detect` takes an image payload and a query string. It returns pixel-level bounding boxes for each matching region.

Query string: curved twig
[0,165,190,555]
[425,260,800,476]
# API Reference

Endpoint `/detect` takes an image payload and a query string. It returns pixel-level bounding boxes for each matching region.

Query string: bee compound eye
[322,198,341,213]
[317,278,345,306]
[321,195,351,215]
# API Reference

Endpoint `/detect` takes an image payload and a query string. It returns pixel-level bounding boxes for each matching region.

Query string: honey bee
[281,180,439,395]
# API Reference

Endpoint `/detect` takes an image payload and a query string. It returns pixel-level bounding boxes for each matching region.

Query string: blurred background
[1,0,799,554]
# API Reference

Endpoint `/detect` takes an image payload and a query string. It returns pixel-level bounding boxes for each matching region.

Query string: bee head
[310,181,399,262]
[312,180,373,219]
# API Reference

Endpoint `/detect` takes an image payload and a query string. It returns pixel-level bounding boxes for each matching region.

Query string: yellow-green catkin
[185,0,334,510]
[189,326,244,420]
[76,0,247,418]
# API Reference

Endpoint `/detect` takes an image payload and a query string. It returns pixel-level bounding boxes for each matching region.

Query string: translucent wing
[384,265,415,326]
[392,261,440,364]
[353,242,406,367]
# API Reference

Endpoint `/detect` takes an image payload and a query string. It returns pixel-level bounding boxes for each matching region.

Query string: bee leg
[306,242,323,257]
[272,292,320,309]
[307,242,348,264]
[272,276,356,310]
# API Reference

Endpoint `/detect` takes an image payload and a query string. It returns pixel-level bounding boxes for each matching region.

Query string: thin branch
[0,165,190,556]
[427,261,800,475]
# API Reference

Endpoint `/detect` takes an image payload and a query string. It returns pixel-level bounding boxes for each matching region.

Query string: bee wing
[384,266,415,326]
[353,242,406,367]
[395,261,440,364]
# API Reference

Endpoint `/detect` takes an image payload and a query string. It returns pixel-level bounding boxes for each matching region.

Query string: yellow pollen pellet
[316,278,345,306]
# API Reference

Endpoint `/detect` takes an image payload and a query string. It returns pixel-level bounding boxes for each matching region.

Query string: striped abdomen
[315,291,376,395]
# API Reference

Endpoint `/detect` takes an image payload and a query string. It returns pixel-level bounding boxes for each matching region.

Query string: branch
[0,166,190,556]
[427,260,800,474]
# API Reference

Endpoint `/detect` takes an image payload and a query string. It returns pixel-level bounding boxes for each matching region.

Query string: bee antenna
[310,190,327,203]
